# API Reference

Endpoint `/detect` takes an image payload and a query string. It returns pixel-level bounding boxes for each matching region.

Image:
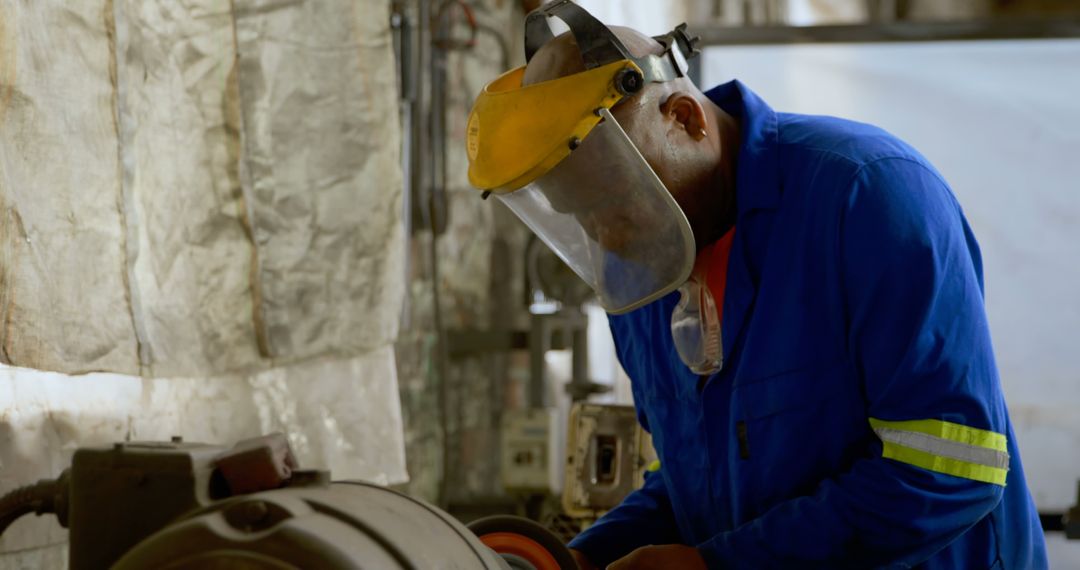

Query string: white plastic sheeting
[0,0,408,564]
[113,0,263,376]
[702,39,1080,562]
[233,0,405,360]
[0,349,407,563]
[0,1,140,374]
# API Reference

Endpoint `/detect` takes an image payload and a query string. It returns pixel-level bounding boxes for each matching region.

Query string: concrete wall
[0,0,407,566]
[394,0,534,506]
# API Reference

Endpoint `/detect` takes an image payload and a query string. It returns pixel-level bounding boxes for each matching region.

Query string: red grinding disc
[478,531,561,570]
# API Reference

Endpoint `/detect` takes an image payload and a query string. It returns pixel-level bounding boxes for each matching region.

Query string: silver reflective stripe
[873,427,1010,470]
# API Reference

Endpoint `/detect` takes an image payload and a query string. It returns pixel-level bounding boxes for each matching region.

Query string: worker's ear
[660,92,709,142]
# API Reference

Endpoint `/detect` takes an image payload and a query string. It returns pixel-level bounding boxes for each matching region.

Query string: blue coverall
[568,81,1048,569]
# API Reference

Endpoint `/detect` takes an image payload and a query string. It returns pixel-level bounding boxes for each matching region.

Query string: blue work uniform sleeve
[697,158,1007,568]
[567,466,682,567]
[567,355,683,567]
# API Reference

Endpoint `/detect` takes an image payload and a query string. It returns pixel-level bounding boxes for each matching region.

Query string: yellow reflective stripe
[869,418,1006,452]
[646,460,661,472]
[881,440,1008,486]
[869,417,1009,487]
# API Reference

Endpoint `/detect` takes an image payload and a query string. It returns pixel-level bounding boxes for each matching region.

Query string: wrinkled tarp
[1,0,406,374]
[234,0,405,360]
[0,0,408,564]
[0,1,140,374]
[114,0,263,377]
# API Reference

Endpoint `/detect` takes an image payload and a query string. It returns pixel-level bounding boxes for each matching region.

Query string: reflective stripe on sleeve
[869,418,1009,486]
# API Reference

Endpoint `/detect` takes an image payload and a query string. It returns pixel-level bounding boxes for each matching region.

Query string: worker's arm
[568,468,682,567]
[697,158,1008,568]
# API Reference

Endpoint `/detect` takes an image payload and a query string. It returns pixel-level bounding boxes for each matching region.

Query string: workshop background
[1,0,1078,568]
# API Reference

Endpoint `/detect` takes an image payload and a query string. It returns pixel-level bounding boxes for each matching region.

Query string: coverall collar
[706,80,781,215]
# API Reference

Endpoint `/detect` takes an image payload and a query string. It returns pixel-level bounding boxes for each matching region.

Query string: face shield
[499,109,694,313]
[466,1,702,314]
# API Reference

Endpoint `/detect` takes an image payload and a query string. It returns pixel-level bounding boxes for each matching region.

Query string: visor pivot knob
[568,137,581,150]
[615,68,644,96]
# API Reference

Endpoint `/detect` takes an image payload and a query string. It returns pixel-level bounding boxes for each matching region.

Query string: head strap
[524,1,628,68]
[524,1,701,91]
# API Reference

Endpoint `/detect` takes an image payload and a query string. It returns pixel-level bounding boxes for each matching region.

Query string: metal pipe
[692,17,1080,46]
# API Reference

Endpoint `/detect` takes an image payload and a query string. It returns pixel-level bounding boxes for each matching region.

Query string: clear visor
[498,109,695,314]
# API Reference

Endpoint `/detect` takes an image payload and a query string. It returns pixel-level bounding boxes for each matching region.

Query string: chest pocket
[734,362,833,421]
[730,358,856,513]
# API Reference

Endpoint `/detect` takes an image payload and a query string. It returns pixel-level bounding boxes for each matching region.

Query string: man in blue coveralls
[465,3,1047,568]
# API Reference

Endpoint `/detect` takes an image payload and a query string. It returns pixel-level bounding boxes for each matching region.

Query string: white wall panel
[702,38,1080,563]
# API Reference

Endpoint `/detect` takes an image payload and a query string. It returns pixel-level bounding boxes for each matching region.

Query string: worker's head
[522,27,719,231]
[466,3,734,313]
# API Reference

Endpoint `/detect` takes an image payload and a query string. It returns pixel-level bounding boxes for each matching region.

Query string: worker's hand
[606,544,707,570]
[569,548,600,570]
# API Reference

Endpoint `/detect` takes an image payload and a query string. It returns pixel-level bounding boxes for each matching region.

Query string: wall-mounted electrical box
[562,403,656,517]
[501,408,562,494]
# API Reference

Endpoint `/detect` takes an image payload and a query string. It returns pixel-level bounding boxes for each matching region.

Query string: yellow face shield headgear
[466,1,702,314]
